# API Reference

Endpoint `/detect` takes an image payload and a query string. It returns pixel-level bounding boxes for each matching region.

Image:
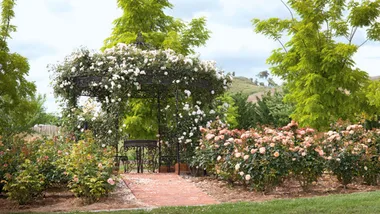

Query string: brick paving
[122,173,219,207]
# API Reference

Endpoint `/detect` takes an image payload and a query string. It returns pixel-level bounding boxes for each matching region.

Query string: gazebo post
[157,90,162,173]
[175,87,180,175]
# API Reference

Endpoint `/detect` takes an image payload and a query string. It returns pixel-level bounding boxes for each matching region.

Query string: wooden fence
[32,125,61,136]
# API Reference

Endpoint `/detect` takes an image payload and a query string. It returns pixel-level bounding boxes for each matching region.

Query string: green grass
[228,76,267,95]
[71,191,380,214]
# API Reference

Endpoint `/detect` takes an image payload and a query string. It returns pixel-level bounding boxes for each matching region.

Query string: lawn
[73,191,380,214]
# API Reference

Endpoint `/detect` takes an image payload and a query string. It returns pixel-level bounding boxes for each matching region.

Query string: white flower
[235,163,240,171]
[184,58,193,66]
[117,84,121,89]
[184,90,191,97]
[217,156,222,161]
[245,174,251,181]
[164,71,168,75]
[161,66,166,70]
[211,90,215,94]
[108,130,112,134]
[239,171,244,176]
[209,110,215,114]
[102,144,106,148]
[71,67,76,72]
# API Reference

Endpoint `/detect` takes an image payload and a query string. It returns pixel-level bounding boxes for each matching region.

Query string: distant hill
[371,76,380,81]
[228,76,268,95]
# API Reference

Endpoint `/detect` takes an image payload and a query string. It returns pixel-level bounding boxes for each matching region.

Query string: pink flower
[243,155,250,160]
[217,156,222,161]
[98,163,103,169]
[73,176,79,183]
[259,147,266,154]
[269,143,275,148]
[107,178,115,185]
[250,149,257,154]
[205,133,215,141]
[235,152,242,158]
[219,129,228,135]
[234,139,243,144]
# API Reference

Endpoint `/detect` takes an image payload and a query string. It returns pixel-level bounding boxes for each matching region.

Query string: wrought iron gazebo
[53,33,231,175]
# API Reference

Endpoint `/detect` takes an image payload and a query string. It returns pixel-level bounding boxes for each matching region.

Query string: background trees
[253,0,380,130]
[103,0,210,55]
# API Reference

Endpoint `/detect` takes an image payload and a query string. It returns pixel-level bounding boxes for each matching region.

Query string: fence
[32,125,61,136]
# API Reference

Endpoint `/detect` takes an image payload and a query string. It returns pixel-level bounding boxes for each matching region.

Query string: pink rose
[107,178,115,185]
[259,147,266,154]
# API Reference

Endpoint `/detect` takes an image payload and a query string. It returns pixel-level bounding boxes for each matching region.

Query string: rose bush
[194,121,380,192]
[58,131,117,203]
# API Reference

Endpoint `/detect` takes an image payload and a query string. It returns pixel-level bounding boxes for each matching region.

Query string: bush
[3,159,45,204]
[194,121,380,192]
[59,131,116,203]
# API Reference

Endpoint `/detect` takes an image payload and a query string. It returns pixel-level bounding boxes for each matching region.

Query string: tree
[103,0,210,55]
[0,0,37,137]
[257,70,269,79]
[253,0,380,130]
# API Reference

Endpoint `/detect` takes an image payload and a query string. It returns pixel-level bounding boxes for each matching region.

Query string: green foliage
[213,94,238,129]
[252,0,380,130]
[104,0,210,55]
[232,93,258,130]
[256,90,293,128]
[59,131,116,203]
[3,159,45,205]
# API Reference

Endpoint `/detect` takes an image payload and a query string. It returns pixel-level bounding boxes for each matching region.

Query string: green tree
[252,0,380,130]
[103,0,210,55]
[0,0,38,137]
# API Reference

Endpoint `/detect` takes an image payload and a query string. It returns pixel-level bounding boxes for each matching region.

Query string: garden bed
[185,174,380,203]
[0,180,143,213]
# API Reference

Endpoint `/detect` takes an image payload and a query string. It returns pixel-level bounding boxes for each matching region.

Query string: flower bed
[0,131,117,204]
[192,121,380,192]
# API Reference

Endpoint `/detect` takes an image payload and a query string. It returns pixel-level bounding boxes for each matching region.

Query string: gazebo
[52,35,231,174]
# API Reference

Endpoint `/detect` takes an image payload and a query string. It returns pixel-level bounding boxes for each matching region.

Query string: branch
[281,0,295,20]
[276,38,288,53]
[358,39,368,48]
[349,27,358,44]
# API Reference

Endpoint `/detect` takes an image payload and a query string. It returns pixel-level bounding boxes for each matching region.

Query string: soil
[2,173,380,213]
[183,173,380,203]
[0,180,143,213]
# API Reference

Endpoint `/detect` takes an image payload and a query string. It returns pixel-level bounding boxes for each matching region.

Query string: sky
[7,0,380,113]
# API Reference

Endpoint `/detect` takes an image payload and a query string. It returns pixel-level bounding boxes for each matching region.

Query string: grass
[68,191,380,214]
[228,76,267,95]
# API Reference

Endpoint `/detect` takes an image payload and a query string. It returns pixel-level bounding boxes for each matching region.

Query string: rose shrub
[194,121,380,192]
[58,131,116,203]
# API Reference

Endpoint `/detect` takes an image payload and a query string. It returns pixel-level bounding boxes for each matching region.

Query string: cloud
[9,0,380,113]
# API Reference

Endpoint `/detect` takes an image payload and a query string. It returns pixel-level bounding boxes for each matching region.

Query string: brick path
[122,173,218,207]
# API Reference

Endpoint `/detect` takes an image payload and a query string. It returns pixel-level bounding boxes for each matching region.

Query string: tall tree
[253,0,380,130]
[0,0,37,136]
[103,0,210,55]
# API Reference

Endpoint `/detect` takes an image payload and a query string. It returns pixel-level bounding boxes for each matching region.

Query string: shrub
[60,131,116,203]
[3,159,45,205]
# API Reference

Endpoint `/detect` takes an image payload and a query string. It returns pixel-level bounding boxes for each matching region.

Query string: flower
[235,152,242,158]
[239,171,244,176]
[98,163,103,169]
[217,156,222,161]
[259,147,266,154]
[243,155,249,160]
[107,178,115,185]
[205,133,215,141]
[235,163,240,171]
[274,151,280,157]
[251,149,257,154]
[245,174,251,181]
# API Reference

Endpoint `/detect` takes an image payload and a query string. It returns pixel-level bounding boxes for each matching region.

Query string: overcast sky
[8,0,380,113]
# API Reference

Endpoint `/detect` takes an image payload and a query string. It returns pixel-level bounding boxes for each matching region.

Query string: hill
[371,76,380,81]
[228,76,268,95]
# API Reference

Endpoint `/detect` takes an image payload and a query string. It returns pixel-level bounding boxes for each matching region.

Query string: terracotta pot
[159,165,175,173]
[175,163,190,174]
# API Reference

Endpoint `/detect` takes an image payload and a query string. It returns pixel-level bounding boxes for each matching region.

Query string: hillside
[228,76,268,95]
[371,76,380,81]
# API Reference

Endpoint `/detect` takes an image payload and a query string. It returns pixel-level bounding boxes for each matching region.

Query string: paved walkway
[122,173,218,207]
